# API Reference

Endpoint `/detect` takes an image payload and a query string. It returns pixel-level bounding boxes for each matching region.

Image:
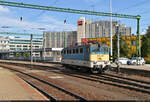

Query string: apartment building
[77,17,131,43]
[43,31,77,57]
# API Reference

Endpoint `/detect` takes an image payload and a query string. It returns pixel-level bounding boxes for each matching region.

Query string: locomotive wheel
[102,65,111,73]
[90,67,101,74]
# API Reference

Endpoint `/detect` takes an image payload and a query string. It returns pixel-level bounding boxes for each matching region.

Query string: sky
[0,0,150,38]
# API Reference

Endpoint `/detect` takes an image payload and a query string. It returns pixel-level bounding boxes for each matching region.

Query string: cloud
[38,15,77,31]
[0,15,76,33]
[0,6,9,13]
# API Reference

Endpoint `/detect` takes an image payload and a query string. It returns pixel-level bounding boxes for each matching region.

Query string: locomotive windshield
[91,47,109,54]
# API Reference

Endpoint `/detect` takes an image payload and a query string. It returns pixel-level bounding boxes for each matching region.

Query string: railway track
[0,64,88,101]
[1,61,150,95]
[48,69,150,94]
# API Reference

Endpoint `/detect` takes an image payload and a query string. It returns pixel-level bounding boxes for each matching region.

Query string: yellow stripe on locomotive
[90,54,109,62]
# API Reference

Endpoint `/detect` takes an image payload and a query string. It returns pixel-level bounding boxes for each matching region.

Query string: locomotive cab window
[92,48,100,52]
[104,47,109,54]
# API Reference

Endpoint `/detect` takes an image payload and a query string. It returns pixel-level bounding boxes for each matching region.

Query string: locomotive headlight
[93,62,97,64]
[105,61,110,64]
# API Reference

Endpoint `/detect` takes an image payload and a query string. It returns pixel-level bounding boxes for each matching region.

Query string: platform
[111,64,150,77]
[112,64,150,71]
[0,67,48,101]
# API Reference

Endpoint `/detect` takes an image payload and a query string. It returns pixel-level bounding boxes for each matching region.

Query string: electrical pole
[64,31,65,48]
[110,0,113,63]
[116,25,120,73]
[30,34,33,65]
[43,33,46,61]
[136,17,141,65]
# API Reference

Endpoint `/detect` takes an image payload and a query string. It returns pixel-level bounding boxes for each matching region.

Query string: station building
[0,36,9,51]
[8,36,43,58]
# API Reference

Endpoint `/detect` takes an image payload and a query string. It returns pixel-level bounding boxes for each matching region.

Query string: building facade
[77,17,132,43]
[44,31,77,48]
[0,36,9,51]
[43,31,77,57]
[9,36,43,57]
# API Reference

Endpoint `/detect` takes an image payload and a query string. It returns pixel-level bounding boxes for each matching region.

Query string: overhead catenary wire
[0,32,42,36]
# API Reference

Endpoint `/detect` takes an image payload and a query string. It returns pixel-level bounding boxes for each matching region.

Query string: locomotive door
[84,47,89,61]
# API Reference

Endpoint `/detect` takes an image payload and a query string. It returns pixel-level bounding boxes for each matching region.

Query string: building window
[10,48,15,50]
[35,54,39,56]
[131,40,136,46]
[2,45,6,47]
[17,48,22,50]
[35,46,39,48]
[23,45,27,47]
[10,45,15,47]
[17,45,21,47]
[23,48,28,50]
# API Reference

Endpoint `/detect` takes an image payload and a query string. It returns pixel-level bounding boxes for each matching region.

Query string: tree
[113,34,118,61]
[23,52,30,58]
[120,38,130,58]
[113,33,130,61]
[141,26,150,58]
[16,53,21,58]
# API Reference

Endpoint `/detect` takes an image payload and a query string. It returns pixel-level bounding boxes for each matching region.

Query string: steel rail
[103,73,150,85]
[0,65,88,101]
[90,75,150,89]
[53,71,150,94]
[2,61,150,88]
[20,77,57,101]
[2,61,150,86]
[1,61,150,95]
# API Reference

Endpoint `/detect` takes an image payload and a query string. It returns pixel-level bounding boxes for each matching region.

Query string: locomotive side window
[71,49,73,54]
[67,50,69,54]
[63,50,65,54]
[65,50,67,54]
[76,48,79,53]
[69,49,71,54]
[80,48,83,53]
[61,50,63,54]
[73,49,75,54]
